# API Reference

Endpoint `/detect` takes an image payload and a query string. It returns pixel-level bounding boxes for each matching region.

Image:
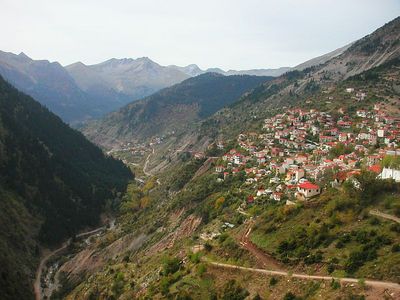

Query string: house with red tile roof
[297,182,321,198]
[369,164,382,174]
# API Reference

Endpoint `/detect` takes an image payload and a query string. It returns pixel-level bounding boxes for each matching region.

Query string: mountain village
[212,89,400,206]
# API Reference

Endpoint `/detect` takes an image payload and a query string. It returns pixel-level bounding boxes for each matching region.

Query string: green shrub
[391,244,400,253]
[111,272,125,296]
[197,263,207,276]
[269,276,278,286]
[162,257,181,275]
[330,279,340,290]
[204,242,213,252]
[220,280,249,300]
[283,292,302,300]
[188,252,201,264]
[327,264,335,274]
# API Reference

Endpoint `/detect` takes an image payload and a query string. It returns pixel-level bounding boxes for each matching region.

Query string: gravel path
[207,261,400,290]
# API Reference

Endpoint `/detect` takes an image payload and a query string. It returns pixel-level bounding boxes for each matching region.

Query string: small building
[215,165,224,173]
[379,168,400,182]
[194,152,205,159]
[256,188,266,197]
[297,182,321,198]
[377,129,385,138]
[368,164,382,174]
[339,133,348,142]
[356,110,367,118]
[367,155,381,166]
[272,192,283,201]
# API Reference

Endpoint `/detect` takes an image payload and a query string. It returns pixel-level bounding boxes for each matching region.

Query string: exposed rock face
[66,57,191,101]
[0,51,93,123]
[59,233,148,285]
[0,53,190,123]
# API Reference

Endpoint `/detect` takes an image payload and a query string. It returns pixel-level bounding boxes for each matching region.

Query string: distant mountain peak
[68,61,87,68]
[102,56,154,64]
[169,64,293,78]
[18,52,31,60]
[205,67,225,73]
[137,56,152,61]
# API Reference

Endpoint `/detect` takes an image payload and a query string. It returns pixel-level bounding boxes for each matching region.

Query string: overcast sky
[1,0,399,70]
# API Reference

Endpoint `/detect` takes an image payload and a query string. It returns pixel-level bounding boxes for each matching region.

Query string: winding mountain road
[34,223,110,300]
[207,261,400,290]
[142,147,162,186]
[143,147,155,176]
[34,240,71,300]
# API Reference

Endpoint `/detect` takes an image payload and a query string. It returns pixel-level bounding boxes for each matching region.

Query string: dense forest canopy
[0,75,132,299]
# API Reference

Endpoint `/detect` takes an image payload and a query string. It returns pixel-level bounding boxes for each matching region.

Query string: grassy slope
[63,153,400,300]
[63,25,400,298]
[250,187,400,281]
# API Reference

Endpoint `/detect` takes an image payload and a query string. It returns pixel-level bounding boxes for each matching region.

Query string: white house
[297,182,321,198]
[379,168,400,182]
[294,169,305,181]
[256,188,267,197]
[215,166,224,173]
[272,192,283,201]
[356,110,367,118]
[339,133,347,142]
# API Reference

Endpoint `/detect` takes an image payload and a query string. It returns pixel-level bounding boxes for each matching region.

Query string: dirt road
[33,240,70,300]
[34,222,109,300]
[143,147,155,176]
[227,217,400,297]
[370,209,400,223]
[207,261,400,291]
[238,220,282,270]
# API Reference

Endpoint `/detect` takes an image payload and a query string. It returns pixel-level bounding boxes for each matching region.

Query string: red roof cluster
[368,164,382,174]
[298,182,319,190]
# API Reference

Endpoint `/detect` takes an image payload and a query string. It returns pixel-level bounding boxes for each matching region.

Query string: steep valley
[0,13,400,300]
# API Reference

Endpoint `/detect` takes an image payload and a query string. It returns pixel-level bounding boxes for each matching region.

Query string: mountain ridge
[0,40,363,125]
[167,43,355,77]
[82,73,273,148]
[0,50,114,124]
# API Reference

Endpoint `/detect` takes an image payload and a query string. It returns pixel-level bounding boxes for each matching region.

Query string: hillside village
[212,89,400,206]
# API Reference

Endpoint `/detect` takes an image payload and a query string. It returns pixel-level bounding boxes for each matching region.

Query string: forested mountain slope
[0,75,132,299]
[82,73,272,147]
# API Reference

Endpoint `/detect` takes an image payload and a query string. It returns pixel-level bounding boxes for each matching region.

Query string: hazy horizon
[1,0,399,70]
